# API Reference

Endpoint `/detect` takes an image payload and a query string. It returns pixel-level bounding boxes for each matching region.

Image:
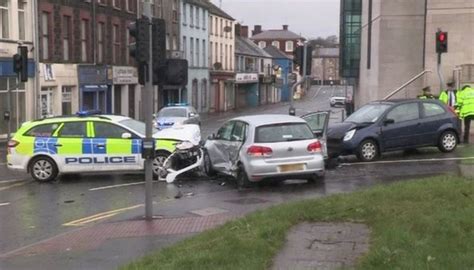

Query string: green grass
[122,176,474,270]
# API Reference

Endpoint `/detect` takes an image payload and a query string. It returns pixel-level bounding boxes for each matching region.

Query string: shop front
[78,65,111,113]
[235,73,259,109]
[111,66,138,116]
[210,71,235,112]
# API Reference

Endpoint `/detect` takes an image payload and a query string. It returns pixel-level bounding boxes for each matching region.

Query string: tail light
[7,140,19,154]
[307,141,322,153]
[247,145,273,157]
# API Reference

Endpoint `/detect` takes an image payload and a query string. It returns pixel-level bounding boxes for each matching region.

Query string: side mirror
[208,133,216,140]
[122,132,132,139]
[189,112,197,118]
[384,119,395,125]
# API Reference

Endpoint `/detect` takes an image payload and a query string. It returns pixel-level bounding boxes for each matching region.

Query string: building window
[0,0,8,38]
[98,0,106,5]
[285,41,293,52]
[183,36,187,60]
[61,86,73,115]
[18,1,25,40]
[201,79,207,109]
[97,22,104,63]
[0,78,26,134]
[202,10,206,29]
[220,18,223,37]
[224,21,228,38]
[41,12,50,60]
[260,59,264,73]
[182,3,186,24]
[196,7,200,28]
[172,0,178,22]
[202,39,206,67]
[190,5,194,26]
[172,34,177,50]
[220,43,223,65]
[113,0,120,9]
[230,45,233,70]
[215,42,218,65]
[210,16,213,35]
[224,44,227,70]
[196,38,200,67]
[214,17,217,36]
[209,41,213,66]
[63,16,71,61]
[80,19,89,62]
[126,27,130,64]
[258,41,266,48]
[113,24,120,64]
[272,41,280,48]
[166,33,170,50]
[190,37,194,66]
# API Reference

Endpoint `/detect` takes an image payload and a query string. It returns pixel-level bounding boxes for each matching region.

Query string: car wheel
[203,150,216,177]
[356,139,379,162]
[236,164,252,189]
[29,156,58,182]
[438,130,457,153]
[152,151,170,180]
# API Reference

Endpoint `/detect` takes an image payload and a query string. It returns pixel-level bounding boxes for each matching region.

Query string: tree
[308,35,339,48]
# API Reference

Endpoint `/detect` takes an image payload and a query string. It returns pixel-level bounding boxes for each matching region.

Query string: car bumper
[245,155,325,182]
[327,138,359,157]
[7,154,28,172]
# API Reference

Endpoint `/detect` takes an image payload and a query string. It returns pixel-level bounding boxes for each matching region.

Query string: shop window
[0,78,26,135]
[0,0,9,38]
[61,86,73,115]
[201,79,207,109]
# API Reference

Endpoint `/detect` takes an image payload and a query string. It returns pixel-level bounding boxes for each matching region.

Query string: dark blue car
[327,99,461,161]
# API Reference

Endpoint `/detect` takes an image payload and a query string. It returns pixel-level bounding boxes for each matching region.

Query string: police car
[6,111,200,182]
[154,103,200,130]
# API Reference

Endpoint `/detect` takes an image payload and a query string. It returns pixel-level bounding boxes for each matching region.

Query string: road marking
[89,181,146,191]
[63,204,143,226]
[0,179,25,184]
[341,156,474,166]
[0,181,28,192]
[0,202,11,207]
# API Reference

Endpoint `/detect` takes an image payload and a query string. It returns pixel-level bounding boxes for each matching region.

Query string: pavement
[1,85,474,270]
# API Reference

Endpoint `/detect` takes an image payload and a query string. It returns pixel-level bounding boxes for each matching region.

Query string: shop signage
[78,65,110,85]
[235,73,258,84]
[113,66,138,84]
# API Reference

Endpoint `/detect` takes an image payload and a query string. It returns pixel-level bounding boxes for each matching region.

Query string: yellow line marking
[0,181,28,192]
[63,204,143,226]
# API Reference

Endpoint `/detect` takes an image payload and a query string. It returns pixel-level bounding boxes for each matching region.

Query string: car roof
[232,114,307,127]
[29,114,130,125]
[370,99,442,105]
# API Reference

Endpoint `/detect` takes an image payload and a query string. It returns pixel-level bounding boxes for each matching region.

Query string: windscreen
[255,123,314,143]
[345,104,391,124]
[158,108,187,118]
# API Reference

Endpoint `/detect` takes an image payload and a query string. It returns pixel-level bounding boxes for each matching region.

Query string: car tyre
[236,164,252,189]
[152,151,170,180]
[356,139,379,162]
[29,156,58,182]
[438,130,458,153]
[203,150,216,177]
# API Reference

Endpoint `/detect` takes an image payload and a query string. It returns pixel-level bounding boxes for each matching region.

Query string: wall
[209,14,235,72]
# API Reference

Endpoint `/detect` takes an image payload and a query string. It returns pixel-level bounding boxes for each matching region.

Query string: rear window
[24,123,60,137]
[255,123,314,143]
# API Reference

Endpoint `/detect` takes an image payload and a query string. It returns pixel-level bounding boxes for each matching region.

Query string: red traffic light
[438,33,446,42]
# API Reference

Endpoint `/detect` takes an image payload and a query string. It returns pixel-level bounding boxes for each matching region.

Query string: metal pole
[437,53,445,93]
[143,1,154,220]
[302,42,308,92]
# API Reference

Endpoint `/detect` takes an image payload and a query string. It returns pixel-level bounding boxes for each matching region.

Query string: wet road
[1,85,474,270]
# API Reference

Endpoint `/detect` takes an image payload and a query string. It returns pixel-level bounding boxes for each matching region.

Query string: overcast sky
[210,0,340,39]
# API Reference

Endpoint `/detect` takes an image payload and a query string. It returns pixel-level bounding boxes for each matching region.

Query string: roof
[250,30,304,41]
[232,114,306,126]
[263,46,290,59]
[206,1,234,21]
[315,48,339,58]
[235,36,272,58]
[31,114,129,124]
[183,0,209,9]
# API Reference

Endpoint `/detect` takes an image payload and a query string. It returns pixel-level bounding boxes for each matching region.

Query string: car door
[301,111,330,159]
[419,102,449,145]
[227,121,248,166]
[206,121,235,173]
[55,121,90,172]
[92,121,142,171]
[381,102,422,149]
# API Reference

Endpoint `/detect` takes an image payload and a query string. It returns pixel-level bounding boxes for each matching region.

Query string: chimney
[241,25,249,38]
[235,24,241,37]
[252,25,262,36]
[283,25,289,31]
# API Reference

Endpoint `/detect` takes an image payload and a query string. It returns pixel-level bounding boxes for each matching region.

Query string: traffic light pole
[302,42,308,92]
[143,1,154,220]
[289,42,308,116]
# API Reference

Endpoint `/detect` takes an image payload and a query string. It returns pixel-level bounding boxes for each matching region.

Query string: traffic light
[152,18,167,85]
[293,46,313,76]
[128,17,150,84]
[164,59,188,86]
[436,31,448,54]
[12,46,28,82]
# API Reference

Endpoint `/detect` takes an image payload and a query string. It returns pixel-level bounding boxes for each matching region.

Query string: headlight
[343,129,356,141]
[176,141,195,150]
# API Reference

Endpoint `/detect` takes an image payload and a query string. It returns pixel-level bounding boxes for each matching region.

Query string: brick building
[250,25,305,58]
[312,48,341,85]
[37,0,139,118]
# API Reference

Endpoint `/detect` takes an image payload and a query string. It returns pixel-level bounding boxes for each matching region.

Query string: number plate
[279,164,305,173]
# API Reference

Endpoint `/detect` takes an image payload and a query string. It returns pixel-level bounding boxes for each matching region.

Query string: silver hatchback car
[203,114,326,188]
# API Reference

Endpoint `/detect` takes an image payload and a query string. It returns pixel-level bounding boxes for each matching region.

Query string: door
[55,121,89,172]
[40,88,53,117]
[227,121,248,167]
[92,121,141,171]
[301,111,330,159]
[207,121,235,173]
[420,102,449,145]
[381,102,422,149]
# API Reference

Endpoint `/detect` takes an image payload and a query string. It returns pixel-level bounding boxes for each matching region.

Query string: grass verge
[122,176,474,270]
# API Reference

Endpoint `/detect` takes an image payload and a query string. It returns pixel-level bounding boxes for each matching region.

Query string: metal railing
[383,70,432,100]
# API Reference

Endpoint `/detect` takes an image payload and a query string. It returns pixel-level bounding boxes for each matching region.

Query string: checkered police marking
[34,138,58,154]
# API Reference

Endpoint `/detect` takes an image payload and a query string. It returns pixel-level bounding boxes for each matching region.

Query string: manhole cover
[190,207,229,217]
[225,198,270,205]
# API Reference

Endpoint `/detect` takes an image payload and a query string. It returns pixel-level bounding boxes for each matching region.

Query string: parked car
[154,104,200,130]
[203,114,328,188]
[327,99,461,162]
[330,96,346,107]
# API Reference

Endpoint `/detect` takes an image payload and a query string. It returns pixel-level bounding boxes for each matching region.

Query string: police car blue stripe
[82,139,107,154]
[131,139,142,154]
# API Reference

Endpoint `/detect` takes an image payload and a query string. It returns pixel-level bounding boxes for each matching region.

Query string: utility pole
[302,42,308,92]
[143,1,154,220]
